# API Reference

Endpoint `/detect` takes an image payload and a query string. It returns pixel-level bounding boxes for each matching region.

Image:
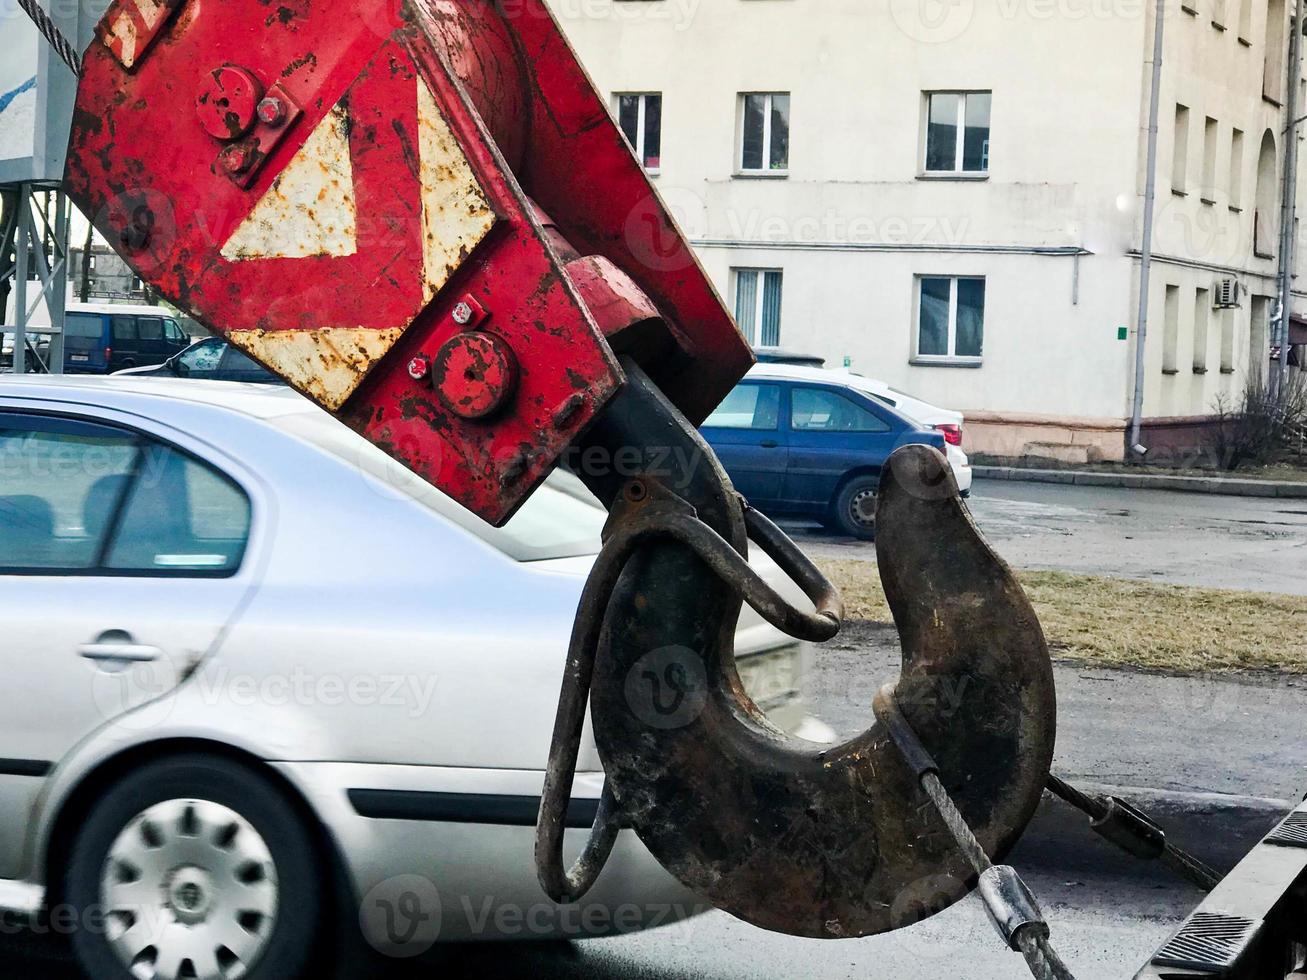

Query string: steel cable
[1046,774,1221,892]
[920,773,1078,980]
[15,0,82,77]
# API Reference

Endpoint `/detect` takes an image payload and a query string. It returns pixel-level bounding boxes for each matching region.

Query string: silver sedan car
[0,376,829,980]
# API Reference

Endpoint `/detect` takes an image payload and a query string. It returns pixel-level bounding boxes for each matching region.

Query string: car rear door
[699,381,788,507]
[63,313,109,372]
[135,314,171,366]
[109,314,139,369]
[0,406,264,878]
[781,384,901,509]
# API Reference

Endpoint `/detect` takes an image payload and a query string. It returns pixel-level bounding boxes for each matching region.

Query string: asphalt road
[796,477,1307,594]
[4,478,1298,979]
[1,863,1201,980]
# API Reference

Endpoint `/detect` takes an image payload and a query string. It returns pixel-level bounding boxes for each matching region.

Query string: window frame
[735,92,791,177]
[614,92,663,175]
[911,274,986,366]
[731,267,784,346]
[0,408,254,579]
[700,382,783,431]
[788,385,896,434]
[921,90,992,177]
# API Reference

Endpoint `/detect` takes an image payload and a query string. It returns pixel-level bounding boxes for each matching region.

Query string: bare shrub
[1211,370,1307,470]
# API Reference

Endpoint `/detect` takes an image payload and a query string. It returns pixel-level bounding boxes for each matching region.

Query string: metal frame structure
[1,181,68,374]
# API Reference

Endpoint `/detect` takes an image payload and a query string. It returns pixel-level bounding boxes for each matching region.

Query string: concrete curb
[973,464,1307,498]
[1014,780,1294,879]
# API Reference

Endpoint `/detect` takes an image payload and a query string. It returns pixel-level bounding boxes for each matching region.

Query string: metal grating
[1152,912,1258,972]
[1266,812,1307,849]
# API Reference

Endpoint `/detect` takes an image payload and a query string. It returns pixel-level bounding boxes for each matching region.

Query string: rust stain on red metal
[65,0,751,524]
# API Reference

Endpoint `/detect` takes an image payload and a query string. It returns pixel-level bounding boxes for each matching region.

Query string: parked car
[746,362,969,449]
[62,303,190,374]
[0,376,831,979]
[752,347,826,367]
[116,336,281,384]
[701,367,971,538]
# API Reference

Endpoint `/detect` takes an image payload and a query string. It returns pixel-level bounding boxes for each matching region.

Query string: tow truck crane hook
[535,362,1058,939]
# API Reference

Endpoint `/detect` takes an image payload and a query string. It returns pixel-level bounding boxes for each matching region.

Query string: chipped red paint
[65,0,751,524]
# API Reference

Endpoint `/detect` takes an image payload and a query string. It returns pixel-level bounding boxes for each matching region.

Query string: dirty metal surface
[67,0,749,524]
[573,392,1056,938]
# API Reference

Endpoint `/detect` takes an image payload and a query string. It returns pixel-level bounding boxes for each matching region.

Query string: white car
[0,376,830,980]
[745,363,973,496]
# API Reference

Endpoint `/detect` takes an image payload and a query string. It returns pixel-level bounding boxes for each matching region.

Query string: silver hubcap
[100,799,279,980]
[849,488,877,528]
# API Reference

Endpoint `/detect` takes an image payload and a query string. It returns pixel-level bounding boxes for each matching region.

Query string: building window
[914,275,984,363]
[1220,308,1236,372]
[737,93,790,174]
[1201,117,1218,203]
[923,92,991,174]
[1265,0,1287,102]
[1237,0,1252,41]
[1229,127,1245,208]
[1162,284,1180,374]
[1254,128,1278,257]
[1172,104,1190,194]
[1193,287,1210,372]
[615,93,662,172]
[733,268,783,345]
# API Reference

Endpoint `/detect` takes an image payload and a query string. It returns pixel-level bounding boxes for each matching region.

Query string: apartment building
[547,0,1307,461]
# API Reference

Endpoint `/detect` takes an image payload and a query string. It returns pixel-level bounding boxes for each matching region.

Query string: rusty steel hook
[536,493,844,901]
[538,361,1056,938]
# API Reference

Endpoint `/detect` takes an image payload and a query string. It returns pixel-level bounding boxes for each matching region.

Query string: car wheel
[66,755,322,980]
[832,475,878,540]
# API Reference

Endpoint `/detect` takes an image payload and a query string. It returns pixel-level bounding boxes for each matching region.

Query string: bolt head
[220,144,255,175]
[257,96,287,127]
[452,301,474,326]
[407,354,431,381]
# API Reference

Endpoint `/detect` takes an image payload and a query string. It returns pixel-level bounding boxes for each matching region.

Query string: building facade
[547,0,1307,461]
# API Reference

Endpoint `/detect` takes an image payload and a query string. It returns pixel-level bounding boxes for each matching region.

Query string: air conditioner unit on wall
[1214,278,1241,309]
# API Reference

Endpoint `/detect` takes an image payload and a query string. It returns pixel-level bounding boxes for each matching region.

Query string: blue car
[701,374,950,539]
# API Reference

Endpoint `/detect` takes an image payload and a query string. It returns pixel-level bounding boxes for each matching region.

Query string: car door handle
[759,440,780,448]
[78,643,163,663]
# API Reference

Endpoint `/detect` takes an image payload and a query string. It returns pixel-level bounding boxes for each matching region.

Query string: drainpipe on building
[1274,5,1304,401]
[1129,0,1167,458]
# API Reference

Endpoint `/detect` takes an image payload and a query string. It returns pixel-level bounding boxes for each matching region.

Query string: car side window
[177,340,225,376]
[791,387,892,433]
[0,412,250,576]
[105,443,251,573]
[218,344,266,378]
[0,414,138,570]
[137,316,164,341]
[111,316,138,342]
[702,383,781,430]
[163,319,186,342]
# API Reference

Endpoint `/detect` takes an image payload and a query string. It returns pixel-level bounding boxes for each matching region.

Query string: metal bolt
[257,96,287,127]
[219,144,256,175]
[452,301,474,326]
[407,354,431,381]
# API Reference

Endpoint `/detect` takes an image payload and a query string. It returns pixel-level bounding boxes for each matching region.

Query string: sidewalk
[974,464,1307,498]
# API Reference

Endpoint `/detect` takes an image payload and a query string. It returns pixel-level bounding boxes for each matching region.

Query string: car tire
[831,475,879,540]
[66,754,323,980]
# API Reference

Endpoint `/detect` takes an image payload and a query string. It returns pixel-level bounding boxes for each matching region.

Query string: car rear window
[272,411,605,562]
[64,314,104,339]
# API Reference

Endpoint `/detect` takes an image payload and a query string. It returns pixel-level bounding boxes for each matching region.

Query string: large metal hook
[537,361,1056,938]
